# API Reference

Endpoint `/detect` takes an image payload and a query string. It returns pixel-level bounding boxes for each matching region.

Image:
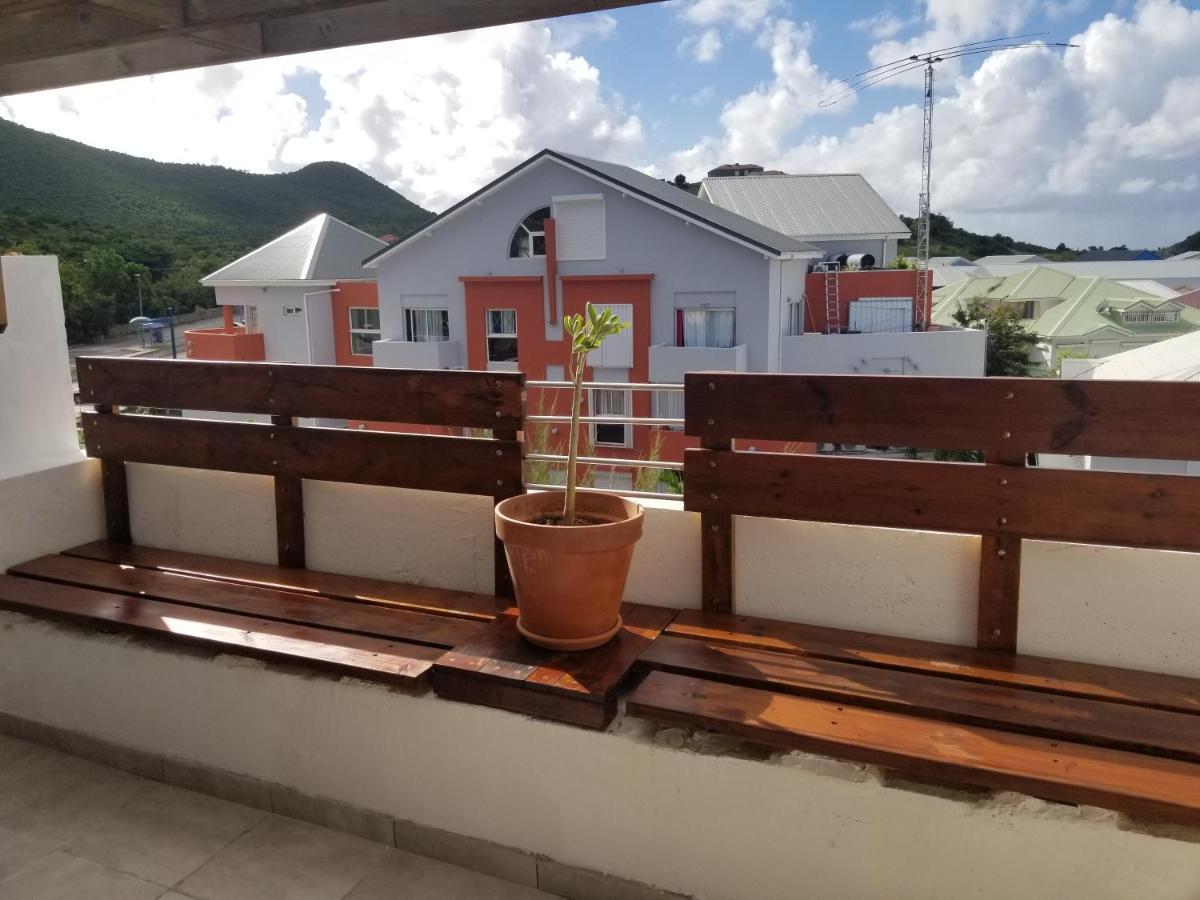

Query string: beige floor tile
[67,782,267,887]
[0,851,164,900]
[346,849,559,900]
[0,823,62,882]
[176,815,389,900]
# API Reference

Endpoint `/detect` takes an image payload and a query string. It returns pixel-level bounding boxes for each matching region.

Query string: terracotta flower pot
[494,491,644,651]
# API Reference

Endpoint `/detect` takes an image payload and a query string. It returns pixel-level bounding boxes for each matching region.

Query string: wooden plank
[492,425,519,600]
[433,669,613,730]
[627,671,1200,825]
[62,540,507,621]
[93,405,131,544]
[81,412,523,497]
[271,415,306,569]
[639,636,1200,762]
[524,603,677,695]
[434,611,546,681]
[684,372,1200,460]
[10,554,482,649]
[698,429,733,614]
[666,610,1200,715]
[684,449,1200,553]
[0,574,439,686]
[977,449,1026,651]
[76,357,523,430]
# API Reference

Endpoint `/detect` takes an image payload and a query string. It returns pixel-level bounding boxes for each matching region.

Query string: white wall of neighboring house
[214,285,333,364]
[0,256,81,478]
[780,328,986,376]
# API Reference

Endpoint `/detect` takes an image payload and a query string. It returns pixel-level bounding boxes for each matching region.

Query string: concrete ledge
[0,709,691,899]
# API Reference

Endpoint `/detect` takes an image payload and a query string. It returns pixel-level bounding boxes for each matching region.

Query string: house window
[486,309,518,363]
[676,308,736,348]
[787,298,804,336]
[405,308,450,342]
[1153,309,1179,323]
[590,388,630,446]
[348,307,381,356]
[509,207,550,258]
[651,389,684,431]
[1020,301,1038,320]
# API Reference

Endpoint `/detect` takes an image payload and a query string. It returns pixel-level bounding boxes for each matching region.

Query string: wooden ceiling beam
[0,0,660,95]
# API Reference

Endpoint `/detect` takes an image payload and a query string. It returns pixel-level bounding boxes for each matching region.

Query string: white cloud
[0,22,642,212]
[548,13,618,50]
[1045,0,1089,21]
[674,0,779,32]
[678,28,723,62]
[848,12,908,41]
[725,0,1200,246]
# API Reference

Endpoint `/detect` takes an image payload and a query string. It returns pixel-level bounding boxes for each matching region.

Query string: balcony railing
[184,326,265,362]
[371,338,462,370]
[647,342,747,383]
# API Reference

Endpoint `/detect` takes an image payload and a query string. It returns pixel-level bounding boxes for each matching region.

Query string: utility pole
[914,57,937,331]
[134,272,143,318]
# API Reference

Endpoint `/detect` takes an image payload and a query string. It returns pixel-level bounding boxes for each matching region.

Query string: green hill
[897,213,1077,262]
[0,118,433,341]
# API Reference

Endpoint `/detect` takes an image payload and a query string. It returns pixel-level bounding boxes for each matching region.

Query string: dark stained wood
[76,357,524,430]
[685,372,1200,460]
[666,610,1200,715]
[492,425,520,600]
[698,429,733,614]
[271,415,306,569]
[81,412,524,498]
[977,449,1026,651]
[93,404,131,545]
[0,574,440,686]
[433,603,677,728]
[683,449,1200,553]
[639,636,1200,762]
[627,671,1200,825]
[433,669,614,729]
[63,540,507,621]
[10,554,482,649]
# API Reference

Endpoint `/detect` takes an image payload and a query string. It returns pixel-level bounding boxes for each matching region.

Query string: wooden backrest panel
[685,372,1200,460]
[82,414,523,497]
[80,357,525,596]
[682,371,1200,652]
[78,357,523,430]
[684,450,1200,554]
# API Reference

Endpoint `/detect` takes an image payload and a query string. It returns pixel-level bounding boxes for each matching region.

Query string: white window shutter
[552,195,606,261]
[586,303,633,367]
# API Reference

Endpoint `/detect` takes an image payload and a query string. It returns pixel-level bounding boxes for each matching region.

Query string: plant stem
[563,351,584,525]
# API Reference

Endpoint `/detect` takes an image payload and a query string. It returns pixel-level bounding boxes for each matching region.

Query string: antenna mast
[819,35,1075,332]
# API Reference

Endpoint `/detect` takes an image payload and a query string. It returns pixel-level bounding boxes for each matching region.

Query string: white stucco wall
[0,256,81,478]
[214,285,335,364]
[780,328,986,376]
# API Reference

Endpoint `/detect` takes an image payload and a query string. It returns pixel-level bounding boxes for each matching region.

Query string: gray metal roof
[698,173,910,241]
[554,152,821,256]
[971,254,1051,266]
[202,214,385,285]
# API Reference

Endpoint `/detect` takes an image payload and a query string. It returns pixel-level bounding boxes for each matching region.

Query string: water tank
[846,253,876,270]
[835,254,849,268]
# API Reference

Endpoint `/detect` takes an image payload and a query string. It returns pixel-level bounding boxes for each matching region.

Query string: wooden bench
[0,357,524,689]
[628,373,1200,824]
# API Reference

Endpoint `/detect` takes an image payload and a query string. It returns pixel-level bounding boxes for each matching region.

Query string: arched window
[509,207,550,258]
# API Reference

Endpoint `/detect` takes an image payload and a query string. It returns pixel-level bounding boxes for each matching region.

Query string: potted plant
[495,304,645,650]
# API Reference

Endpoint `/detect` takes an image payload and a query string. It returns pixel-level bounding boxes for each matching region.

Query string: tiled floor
[0,734,558,899]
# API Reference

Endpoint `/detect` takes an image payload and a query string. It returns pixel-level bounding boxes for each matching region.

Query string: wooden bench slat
[0,574,439,685]
[684,372,1200,460]
[10,554,482,650]
[666,610,1200,715]
[76,357,524,430]
[640,636,1200,762]
[63,541,507,622]
[81,413,523,498]
[627,671,1200,825]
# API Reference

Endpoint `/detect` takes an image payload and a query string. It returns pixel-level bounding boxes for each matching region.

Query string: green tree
[951,298,1040,376]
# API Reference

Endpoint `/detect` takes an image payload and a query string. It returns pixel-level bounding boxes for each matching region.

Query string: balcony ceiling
[0,0,661,96]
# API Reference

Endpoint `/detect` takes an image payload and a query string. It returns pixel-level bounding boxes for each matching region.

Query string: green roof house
[931,265,1200,371]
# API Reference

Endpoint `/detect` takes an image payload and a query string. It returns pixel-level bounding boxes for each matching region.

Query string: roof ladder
[824,263,841,334]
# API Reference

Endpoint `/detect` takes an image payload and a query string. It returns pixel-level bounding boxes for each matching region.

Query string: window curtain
[408,309,449,342]
[682,309,706,348]
[709,309,735,348]
[681,309,735,348]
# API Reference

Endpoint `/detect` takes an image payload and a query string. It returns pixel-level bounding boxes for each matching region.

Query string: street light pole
[167,306,177,359]
[134,272,143,318]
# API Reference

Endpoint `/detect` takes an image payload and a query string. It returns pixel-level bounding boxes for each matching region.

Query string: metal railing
[524,380,684,502]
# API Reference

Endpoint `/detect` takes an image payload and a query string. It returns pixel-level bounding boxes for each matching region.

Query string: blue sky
[2,0,1198,247]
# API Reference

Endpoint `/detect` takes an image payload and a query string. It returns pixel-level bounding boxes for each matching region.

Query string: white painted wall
[214,285,333,364]
[781,328,986,376]
[0,256,81,478]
